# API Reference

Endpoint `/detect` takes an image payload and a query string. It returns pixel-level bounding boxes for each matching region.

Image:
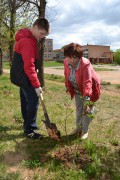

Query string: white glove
[35,87,42,97]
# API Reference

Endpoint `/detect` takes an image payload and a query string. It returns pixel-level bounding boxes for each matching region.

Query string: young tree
[114,49,120,65]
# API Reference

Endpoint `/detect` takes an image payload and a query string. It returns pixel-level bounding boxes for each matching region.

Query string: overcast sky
[46,0,120,51]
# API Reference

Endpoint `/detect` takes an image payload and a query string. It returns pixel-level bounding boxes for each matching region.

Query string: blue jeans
[20,86,39,134]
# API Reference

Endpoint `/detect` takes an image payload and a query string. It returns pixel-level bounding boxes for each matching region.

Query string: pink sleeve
[82,63,92,97]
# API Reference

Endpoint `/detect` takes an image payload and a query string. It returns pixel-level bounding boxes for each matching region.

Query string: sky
[46,0,120,51]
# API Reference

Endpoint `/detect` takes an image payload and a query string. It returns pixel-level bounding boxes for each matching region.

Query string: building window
[48,48,52,52]
[83,54,88,59]
[48,41,52,46]
[48,54,52,58]
[84,48,88,52]
[44,54,47,58]
[56,54,60,58]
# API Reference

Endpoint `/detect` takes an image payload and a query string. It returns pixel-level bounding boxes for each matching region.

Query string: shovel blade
[42,120,61,141]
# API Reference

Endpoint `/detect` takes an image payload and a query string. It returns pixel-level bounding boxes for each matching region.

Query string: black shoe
[25,131,43,140]
[32,126,40,130]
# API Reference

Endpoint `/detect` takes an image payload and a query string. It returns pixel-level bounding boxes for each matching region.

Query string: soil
[47,127,61,141]
[53,145,92,169]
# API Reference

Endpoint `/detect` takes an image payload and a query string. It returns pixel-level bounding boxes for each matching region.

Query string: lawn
[3,61,63,69]
[0,73,120,180]
[44,61,63,67]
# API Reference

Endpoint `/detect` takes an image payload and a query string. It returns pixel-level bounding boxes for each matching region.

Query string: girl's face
[67,57,79,66]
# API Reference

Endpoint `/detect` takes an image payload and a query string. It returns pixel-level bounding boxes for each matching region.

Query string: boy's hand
[35,87,42,97]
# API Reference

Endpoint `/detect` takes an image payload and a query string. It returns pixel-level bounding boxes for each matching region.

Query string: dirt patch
[97,71,120,84]
[53,145,92,169]
[4,67,120,84]
[3,151,26,166]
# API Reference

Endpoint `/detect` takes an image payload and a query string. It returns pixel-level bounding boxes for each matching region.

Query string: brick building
[44,39,53,61]
[44,39,114,63]
[83,45,113,64]
[52,49,64,62]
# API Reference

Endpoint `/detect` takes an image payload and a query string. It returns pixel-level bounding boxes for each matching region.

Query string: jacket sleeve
[64,59,69,87]
[82,62,92,97]
[20,38,40,88]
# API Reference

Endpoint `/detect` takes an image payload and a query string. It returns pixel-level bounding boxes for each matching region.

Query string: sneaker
[69,128,82,136]
[81,132,88,140]
[32,126,40,130]
[25,131,43,140]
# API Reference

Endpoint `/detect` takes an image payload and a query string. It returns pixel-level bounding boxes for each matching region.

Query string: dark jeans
[20,86,39,134]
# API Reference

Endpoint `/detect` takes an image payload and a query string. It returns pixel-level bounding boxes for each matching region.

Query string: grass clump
[22,159,41,169]
[45,74,65,83]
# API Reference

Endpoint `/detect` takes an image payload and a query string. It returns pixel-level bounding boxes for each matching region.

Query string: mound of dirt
[53,145,92,169]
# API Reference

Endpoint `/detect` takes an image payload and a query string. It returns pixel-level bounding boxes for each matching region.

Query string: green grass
[44,61,63,67]
[3,60,63,69]
[3,61,11,69]
[0,73,120,179]
[44,74,65,83]
[94,68,118,71]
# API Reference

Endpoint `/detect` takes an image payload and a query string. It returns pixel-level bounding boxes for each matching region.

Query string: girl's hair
[64,43,83,59]
[33,17,50,33]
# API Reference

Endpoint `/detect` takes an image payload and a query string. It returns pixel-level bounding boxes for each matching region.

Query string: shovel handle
[40,92,47,114]
[40,92,51,126]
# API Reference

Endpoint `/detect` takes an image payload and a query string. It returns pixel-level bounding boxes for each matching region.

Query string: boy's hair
[33,17,50,33]
[64,43,83,59]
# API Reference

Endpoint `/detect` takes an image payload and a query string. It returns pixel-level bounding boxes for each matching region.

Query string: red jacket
[14,28,40,88]
[64,57,101,102]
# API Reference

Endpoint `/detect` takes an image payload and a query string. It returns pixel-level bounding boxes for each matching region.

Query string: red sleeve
[20,39,40,88]
[82,62,92,97]
[64,59,68,87]
[64,58,70,88]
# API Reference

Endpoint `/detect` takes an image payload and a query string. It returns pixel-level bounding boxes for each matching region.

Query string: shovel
[40,92,61,141]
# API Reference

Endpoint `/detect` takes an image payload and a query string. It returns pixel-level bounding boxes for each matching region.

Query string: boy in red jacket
[10,18,50,139]
[64,43,101,139]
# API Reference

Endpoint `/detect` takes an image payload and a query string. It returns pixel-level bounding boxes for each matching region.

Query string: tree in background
[38,0,47,88]
[114,49,120,65]
[0,0,6,75]
[1,0,47,86]
[25,0,47,87]
[1,0,58,85]
[2,0,28,62]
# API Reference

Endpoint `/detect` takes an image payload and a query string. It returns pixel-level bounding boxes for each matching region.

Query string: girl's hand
[83,105,90,114]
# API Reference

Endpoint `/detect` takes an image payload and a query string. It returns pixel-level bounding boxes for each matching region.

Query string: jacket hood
[15,28,33,41]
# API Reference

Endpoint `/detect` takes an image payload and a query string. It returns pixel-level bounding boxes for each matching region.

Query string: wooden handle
[40,92,43,101]
[40,93,47,114]
[40,92,51,125]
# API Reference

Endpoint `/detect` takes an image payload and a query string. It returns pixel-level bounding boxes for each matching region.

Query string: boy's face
[33,25,48,41]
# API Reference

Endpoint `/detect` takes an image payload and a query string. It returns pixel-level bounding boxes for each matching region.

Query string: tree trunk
[37,0,47,88]
[0,0,3,75]
[0,48,3,75]
[9,4,16,62]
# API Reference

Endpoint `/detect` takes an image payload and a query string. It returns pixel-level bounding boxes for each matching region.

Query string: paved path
[3,65,120,84]
[44,65,120,84]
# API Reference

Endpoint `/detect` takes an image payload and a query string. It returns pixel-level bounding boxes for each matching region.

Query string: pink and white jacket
[64,57,101,102]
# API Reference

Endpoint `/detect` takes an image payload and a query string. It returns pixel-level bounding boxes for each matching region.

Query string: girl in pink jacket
[64,43,101,139]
